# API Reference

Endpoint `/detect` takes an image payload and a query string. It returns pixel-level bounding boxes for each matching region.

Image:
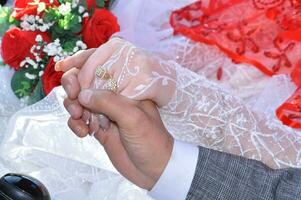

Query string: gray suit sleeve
[186,146,301,200]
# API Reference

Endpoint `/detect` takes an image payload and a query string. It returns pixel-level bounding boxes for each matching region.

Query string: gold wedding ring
[95,66,118,92]
[106,78,118,92]
[95,66,110,80]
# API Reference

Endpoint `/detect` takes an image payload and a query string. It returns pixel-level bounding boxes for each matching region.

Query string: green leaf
[28,78,45,104]
[96,0,105,8]
[57,13,81,33]
[61,37,78,52]
[44,8,61,23]
[11,68,37,99]
[0,6,13,36]
[58,0,66,4]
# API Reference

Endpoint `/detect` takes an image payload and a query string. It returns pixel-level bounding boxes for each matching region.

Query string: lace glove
[161,63,301,169]
[90,38,301,169]
[87,38,176,133]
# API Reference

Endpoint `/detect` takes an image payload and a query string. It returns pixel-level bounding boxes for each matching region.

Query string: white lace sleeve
[160,61,301,169]
[88,38,301,169]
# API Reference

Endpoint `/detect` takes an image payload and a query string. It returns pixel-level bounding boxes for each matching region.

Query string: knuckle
[67,118,74,130]
[61,73,69,85]
[63,98,70,108]
[90,91,113,108]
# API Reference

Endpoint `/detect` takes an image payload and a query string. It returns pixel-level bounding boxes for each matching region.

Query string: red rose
[86,0,96,10]
[1,27,51,71]
[12,0,60,20]
[82,9,120,48]
[42,58,63,95]
[85,0,113,11]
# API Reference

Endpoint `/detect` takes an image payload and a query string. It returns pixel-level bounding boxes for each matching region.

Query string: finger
[78,39,120,89]
[55,48,96,72]
[89,114,111,134]
[89,114,101,135]
[94,124,154,189]
[63,98,83,119]
[61,68,80,100]
[68,118,89,138]
[78,89,140,126]
[81,109,91,125]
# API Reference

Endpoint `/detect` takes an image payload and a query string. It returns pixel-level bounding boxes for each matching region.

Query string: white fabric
[149,140,198,200]
[0,0,300,199]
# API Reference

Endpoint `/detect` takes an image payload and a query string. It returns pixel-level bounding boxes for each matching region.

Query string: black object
[0,173,50,200]
[0,0,7,6]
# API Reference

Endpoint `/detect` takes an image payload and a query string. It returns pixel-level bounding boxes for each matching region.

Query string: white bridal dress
[0,0,300,199]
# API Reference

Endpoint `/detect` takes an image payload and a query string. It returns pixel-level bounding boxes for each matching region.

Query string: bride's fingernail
[79,90,93,105]
[55,60,63,71]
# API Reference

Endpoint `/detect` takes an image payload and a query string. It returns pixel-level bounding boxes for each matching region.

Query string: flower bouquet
[0,0,119,104]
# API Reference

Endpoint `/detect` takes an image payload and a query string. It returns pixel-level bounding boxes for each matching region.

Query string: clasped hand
[55,38,175,190]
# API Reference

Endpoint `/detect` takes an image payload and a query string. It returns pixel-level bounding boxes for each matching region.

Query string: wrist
[147,134,174,190]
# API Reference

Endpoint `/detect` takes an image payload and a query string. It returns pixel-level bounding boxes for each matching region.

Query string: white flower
[44,42,61,56]
[26,58,37,67]
[72,0,80,8]
[30,45,36,54]
[78,6,85,14]
[39,71,44,77]
[35,35,43,42]
[20,15,51,32]
[58,2,72,15]
[29,25,36,31]
[54,55,61,62]
[83,12,89,17]
[39,25,48,32]
[76,40,87,49]
[20,60,27,67]
[35,56,42,62]
[54,39,60,45]
[37,2,46,13]
[32,63,38,69]
[73,46,79,52]
[25,73,37,80]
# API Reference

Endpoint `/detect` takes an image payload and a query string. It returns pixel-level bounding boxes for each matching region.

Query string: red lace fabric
[170,0,301,128]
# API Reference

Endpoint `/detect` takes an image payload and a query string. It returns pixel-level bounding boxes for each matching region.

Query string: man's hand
[75,89,174,190]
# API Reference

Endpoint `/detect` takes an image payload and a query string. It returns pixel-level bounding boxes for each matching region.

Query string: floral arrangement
[0,0,119,104]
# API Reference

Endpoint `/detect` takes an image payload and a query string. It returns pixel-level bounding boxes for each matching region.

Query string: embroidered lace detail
[162,63,301,168]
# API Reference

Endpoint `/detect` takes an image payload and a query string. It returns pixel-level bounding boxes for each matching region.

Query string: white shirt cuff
[148,140,199,200]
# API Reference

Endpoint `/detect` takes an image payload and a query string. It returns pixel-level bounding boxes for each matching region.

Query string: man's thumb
[78,89,137,125]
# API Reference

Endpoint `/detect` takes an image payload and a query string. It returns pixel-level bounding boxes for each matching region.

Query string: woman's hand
[57,38,176,105]
[57,37,177,136]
